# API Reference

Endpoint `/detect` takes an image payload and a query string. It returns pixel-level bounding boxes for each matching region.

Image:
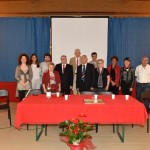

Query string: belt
[137,82,150,84]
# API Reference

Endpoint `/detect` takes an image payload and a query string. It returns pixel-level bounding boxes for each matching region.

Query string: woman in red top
[107,56,120,95]
[42,62,61,93]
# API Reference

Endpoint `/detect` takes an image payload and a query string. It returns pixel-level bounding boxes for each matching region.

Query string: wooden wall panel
[0,0,150,16]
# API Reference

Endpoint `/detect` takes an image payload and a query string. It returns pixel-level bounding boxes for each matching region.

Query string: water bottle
[46,83,51,99]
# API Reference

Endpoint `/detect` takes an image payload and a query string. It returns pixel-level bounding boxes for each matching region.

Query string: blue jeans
[136,83,150,108]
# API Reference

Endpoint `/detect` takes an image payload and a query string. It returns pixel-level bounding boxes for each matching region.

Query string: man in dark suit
[76,55,95,93]
[55,55,73,94]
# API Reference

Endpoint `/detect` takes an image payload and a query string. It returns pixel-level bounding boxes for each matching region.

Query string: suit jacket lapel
[85,63,89,75]
[64,64,68,73]
[60,63,63,75]
[62,63,68,74]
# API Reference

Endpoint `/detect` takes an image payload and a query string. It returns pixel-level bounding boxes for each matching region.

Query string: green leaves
[59,119,95,144]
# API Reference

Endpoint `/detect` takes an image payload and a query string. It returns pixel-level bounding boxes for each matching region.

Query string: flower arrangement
[59,118,94,144]
[59,117,96,150]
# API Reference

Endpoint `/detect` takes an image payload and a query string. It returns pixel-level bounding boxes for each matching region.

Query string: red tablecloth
[14,94,148,129]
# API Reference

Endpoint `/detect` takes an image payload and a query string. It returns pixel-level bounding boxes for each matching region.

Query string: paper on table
[84,99,104,104]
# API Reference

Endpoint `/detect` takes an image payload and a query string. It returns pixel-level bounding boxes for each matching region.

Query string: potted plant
[59,118,96,150]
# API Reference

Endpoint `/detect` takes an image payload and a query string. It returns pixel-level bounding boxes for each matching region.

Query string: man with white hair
[69,49,82,94]
[135,56,150,108]
[55,55,73,95]
[69,48,82,75]
[76,55,95,93]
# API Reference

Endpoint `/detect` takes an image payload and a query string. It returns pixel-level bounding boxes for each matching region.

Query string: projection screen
[51,17,108,67]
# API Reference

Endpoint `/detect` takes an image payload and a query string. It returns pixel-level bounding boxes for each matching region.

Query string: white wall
[52,18,108,66]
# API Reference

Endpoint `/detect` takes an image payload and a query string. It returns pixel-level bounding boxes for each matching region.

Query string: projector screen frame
[50,16,109,66]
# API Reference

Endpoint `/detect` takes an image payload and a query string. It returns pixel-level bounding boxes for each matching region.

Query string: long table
[14,94,148,142]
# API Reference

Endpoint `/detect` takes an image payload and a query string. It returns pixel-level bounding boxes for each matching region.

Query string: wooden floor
[0,102,150,150]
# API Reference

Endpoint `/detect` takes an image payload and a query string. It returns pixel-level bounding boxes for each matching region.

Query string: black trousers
[121,81,132,95]
[136,83,150,109]
[136,83,150,100]
[109,85,119,95]
[18,90,27,101]
[79,80,90,92]
[61,85,70,95]
[94,88,105,93]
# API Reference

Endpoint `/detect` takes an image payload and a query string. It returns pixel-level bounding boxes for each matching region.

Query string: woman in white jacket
[30,54,41,89]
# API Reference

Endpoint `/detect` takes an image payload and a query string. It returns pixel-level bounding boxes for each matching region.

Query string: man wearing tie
[76,55,95,92]
[69,49,82,94]
[55,55,73,94]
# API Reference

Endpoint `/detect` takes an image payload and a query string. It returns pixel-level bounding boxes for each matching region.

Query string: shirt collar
[62,63,66,66]
[82,63,87,67]
[141,64,148,68]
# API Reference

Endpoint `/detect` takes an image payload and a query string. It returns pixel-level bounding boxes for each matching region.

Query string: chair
[140,91,150,133]
[96,91,113,95]
[0,89,12,126]
[95,91,115,133]
[80,91,96,95]
[25,89,42,97]
[51,92,63,96]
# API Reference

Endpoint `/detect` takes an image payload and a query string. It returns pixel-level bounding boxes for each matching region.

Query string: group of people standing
[106,55,150,109]
[15,49,150,109]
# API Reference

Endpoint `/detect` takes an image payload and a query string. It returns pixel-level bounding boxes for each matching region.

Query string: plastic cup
[112,94,115,99]
[125,95,129,100]
[94,94,98,100]
[56,92,60,97]
[64,95,68,100]
[46,92,51,99]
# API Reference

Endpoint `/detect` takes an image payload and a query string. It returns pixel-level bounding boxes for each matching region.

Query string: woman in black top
[95,59,110,92]
[119,57,135,95]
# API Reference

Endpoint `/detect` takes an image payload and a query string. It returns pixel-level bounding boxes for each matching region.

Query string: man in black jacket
[76,55,95,93]
[55,55,73,95]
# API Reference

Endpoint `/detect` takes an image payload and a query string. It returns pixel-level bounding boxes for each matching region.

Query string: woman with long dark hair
[30,54,41,90]
[107,56,120,94]
[15,53,33,101]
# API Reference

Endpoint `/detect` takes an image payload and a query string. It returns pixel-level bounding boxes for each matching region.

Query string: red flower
[84,123,87,126]
[78,113,86,117]
[69,118,79,124]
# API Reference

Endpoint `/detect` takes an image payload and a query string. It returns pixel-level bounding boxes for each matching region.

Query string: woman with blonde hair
[95,59,110,92]
[42,62,61,93]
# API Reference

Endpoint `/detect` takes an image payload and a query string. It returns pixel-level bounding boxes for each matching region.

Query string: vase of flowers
[59,118,96,150]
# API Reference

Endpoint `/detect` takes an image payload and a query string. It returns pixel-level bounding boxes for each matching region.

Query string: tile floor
[0,103,150,150]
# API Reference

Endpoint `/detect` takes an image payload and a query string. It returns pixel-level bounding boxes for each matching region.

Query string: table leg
[116,125,125,143]
[36,125,44,141]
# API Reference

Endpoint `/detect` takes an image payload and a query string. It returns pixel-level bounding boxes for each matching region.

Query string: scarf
[20,69,29,83]
[124,66,130,70]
